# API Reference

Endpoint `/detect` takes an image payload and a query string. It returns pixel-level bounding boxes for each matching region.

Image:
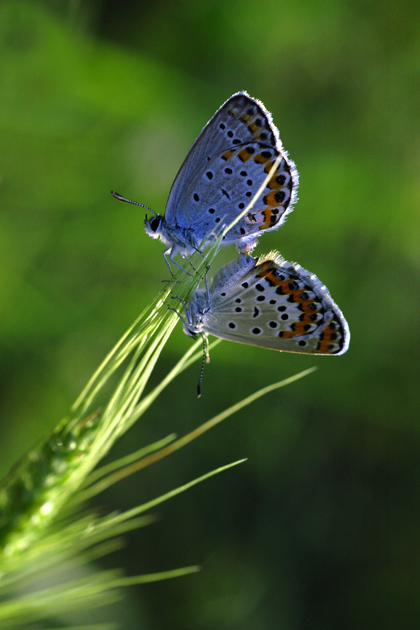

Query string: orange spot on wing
[221,150,235,161]
[256,261,274,274]
[292,322,311,335]
[279,330,295,339]
[248,121,259,135]
[254,153,269,164]
[264,191,280,207]
[238,148,253,162]
[315,325,341,354]
[258,209,278,230]
[316,340,333,353]
[256,266,321,318]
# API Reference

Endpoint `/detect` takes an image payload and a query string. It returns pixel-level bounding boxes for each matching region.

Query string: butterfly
[112,92,298,272]
[173,253,349,393]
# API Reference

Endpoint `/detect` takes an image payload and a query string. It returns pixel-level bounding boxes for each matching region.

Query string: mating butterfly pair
[113,92,349,373]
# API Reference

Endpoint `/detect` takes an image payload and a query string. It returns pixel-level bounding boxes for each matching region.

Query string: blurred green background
[1,0,420,628]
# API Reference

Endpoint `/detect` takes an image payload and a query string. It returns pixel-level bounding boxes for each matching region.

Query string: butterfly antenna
[197,332,209,398]
[111,191,157,216]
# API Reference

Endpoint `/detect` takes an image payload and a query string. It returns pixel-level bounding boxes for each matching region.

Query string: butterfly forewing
[166,93,298,240]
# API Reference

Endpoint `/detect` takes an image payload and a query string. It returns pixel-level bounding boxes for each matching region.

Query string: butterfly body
[144,215,200,260]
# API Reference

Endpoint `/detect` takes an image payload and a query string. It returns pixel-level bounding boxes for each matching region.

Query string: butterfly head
[144,214,163,239]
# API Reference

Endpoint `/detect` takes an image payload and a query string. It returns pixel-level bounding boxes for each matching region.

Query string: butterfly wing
[165,93,298,247]
[200,254,350,355]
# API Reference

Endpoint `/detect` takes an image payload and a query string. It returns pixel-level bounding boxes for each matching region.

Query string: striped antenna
[111,191,157,216]
[197,332,210,398]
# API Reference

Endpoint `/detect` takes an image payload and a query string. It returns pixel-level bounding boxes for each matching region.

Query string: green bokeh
[1,1,419,628]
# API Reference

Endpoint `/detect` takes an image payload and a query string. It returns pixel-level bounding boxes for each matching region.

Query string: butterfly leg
[204,265,211,301]
[163,248,192,277]
[171,295,188,311]
[186,244,206,273]
[162,249,175,276]
[168,304,195,337]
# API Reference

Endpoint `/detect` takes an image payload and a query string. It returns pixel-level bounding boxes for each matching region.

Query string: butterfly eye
[150,217,162,232]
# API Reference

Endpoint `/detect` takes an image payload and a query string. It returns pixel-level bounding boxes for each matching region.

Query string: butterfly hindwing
[186,254,350,355]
